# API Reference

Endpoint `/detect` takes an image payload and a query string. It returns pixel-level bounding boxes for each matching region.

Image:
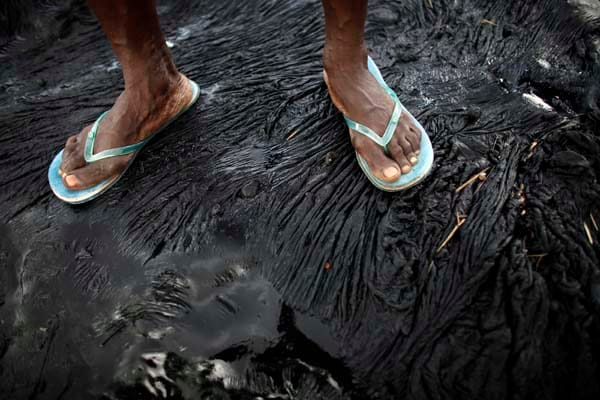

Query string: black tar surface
[1,0,600,399]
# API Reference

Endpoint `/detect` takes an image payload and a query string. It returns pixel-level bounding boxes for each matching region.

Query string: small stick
[517,183,526,204]
[287,130,300,141]
[584,223,594,245]
[529,140,539,152]
[526,140,539,160]
[436,214,467,253]
[528,253,547,269]
[425,0,433,9]
[591,214,598,231]
[427,260,435,274]
[455,168,489,193]
[480,19,497,26]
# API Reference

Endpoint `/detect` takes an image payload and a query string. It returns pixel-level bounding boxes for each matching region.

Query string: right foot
[323,49,421,182]
[58,72,194,190]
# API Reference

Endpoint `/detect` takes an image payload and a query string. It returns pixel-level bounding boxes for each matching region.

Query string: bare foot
[323,48,421,182]
[59,72,193,190]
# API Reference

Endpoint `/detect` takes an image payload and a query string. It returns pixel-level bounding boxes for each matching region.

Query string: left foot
[323,47,421,182]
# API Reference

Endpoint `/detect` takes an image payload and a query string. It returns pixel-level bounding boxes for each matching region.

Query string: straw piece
[287,130,300,141]
[584,223,594,245]
[526,140,539,160]
[528,253,547,269]
[591,214,598,231]
[455,168,489,193]
[480,19,497,26]
[436,214,467,253]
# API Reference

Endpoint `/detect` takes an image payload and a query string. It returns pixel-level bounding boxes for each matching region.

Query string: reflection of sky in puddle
[1,221,340,397]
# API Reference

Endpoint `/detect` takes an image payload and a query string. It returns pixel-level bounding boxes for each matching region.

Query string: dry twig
[436,213,467,253]
[526,140,539,160]
[287,130,300,141]
[528,253,547,269]
[591,214,598,231]
[455,168,489,193]
[584,222,594,245]
[480,19,497,26]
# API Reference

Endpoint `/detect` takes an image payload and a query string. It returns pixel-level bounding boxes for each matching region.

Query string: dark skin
[59,0,421,189]
[59,0,193,189]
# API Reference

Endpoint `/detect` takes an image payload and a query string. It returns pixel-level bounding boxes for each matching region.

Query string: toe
[60,125,92,174]
[352,133,401,182]
[397,135,418,166]
[65,135,78,149]
[63,155,130,190]
[60,134,78,166]
[388,140,412,174]
[395,113,421,158]
[400,113,421,155]
[407,127,421,154]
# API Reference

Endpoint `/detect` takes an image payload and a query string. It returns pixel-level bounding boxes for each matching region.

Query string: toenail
[65,175,80,188]
[416,150,420,155]
[383,166,399,178]
[401,165,412,173]
[410,156,418,165]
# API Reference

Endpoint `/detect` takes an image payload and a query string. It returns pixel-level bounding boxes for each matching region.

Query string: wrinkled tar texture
[1,0,600,399]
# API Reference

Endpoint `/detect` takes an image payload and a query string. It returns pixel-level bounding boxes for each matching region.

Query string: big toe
[62,156,129,190]
[353,134,401,182]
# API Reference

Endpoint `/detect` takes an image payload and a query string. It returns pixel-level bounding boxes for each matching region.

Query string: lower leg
[322,0,421,182]
[88,0,179,92]
[322,0,368,72]
[59,0,193,189]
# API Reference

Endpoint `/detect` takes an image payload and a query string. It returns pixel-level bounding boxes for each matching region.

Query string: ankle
[122,45,180,91]
[323,43,368,75]
[124,68,183,100]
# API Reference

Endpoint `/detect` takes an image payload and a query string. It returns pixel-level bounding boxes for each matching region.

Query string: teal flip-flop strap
[84,111,150,163]
[343,99,401,149]
[341,56,403,150]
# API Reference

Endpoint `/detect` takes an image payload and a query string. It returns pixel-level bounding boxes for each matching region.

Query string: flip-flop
[48,79,200,204]
[338,56,434,192]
